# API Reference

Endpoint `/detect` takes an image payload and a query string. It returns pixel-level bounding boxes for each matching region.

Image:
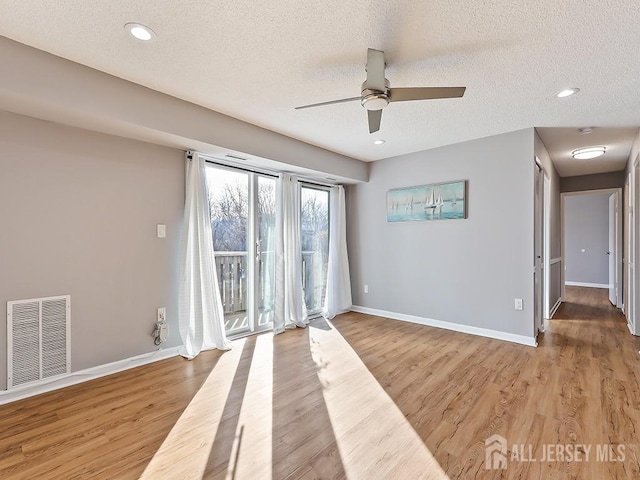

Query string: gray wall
[560,171,625,193]
[0,36,367,184]
[0,112,184,390]
[564,193,611,285]
[347,128,535,338]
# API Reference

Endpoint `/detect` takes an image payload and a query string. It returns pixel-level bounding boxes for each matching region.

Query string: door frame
[631,157,640,335]
[543,173,551,320]
[534,158,552,334]
[560,188,623,309]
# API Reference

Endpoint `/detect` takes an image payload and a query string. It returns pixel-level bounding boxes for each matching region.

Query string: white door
[608,194,616,305]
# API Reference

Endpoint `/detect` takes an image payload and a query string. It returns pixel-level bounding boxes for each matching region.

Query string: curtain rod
[186,150,338,187]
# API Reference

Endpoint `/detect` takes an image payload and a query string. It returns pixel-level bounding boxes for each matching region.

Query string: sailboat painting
[387,180,467,222]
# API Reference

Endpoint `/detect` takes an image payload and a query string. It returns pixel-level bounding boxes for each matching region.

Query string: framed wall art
[387,180,467,223]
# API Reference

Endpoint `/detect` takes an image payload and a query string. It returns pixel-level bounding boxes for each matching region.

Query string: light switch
[514,298,523,311]
[157,224,166,238]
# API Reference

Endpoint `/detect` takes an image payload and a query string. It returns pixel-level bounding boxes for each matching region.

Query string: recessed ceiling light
[373,139,386,145]
[555,88,580,98]
[572,146,606,160]
[579,127,594,135]
[125,23,155,41]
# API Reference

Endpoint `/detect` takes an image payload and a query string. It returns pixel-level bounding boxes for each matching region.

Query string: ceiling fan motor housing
[361,80,390,111]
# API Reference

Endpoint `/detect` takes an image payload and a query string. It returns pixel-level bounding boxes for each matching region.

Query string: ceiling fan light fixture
[125,23,155,41]
[361,91,389,111]
[572,146,606,160]
[556,88,580,98]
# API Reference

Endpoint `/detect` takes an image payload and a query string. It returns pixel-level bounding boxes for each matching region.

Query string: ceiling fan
[295,48,466,134]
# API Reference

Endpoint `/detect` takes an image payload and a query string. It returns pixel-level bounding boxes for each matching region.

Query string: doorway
[561,189,623,309]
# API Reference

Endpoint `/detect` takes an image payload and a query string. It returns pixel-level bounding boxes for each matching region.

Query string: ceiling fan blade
[366,48,386,92]
[295,97,361,110]
[368,109,382,134]
[389,87,466,102]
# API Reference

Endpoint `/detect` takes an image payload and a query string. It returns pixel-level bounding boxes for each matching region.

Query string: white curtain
[323,185,353,319]
[178,152,231,359]
[274,173,308,333]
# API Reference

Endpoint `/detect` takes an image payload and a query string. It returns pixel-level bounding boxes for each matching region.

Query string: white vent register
[7,295,70,389]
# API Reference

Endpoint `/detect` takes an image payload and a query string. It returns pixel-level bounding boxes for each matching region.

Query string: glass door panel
[257,176,276,330]
[206,167,250,336]
[301,187,330,315]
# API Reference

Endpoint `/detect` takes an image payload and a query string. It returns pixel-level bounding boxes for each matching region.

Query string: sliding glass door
[206,164,331,335]
[206,165,276,336]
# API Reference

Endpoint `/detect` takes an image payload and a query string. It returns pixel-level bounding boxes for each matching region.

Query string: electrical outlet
[157,224,166,238]
[157,307,166,322]
[514,298,523,311]
[364,284,369,294]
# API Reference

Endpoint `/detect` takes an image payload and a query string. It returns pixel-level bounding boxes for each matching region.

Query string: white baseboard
[350,306,537,347]
[548,298,562,319]
[0,347,180,405]
[565,281,610,289]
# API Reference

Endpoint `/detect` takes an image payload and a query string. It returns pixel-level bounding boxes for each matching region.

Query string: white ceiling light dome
[572,146,606,159]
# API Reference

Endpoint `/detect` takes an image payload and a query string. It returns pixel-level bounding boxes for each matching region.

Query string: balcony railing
[214,251,248,314]
[214,250,327,325]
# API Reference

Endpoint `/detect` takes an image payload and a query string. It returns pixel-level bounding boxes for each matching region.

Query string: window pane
[258,176,276,329]
[206,167,249,335]
[301,187,329,314]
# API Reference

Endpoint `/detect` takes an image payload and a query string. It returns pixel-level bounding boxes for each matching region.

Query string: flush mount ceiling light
[555,88,580,98]
[579,127,594,135]
[572,146,606,160]
[373,139,386,145]
[125,23,155,41]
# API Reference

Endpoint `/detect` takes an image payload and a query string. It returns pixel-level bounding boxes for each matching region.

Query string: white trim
[550,257,562,265]
[0,347,180,405]
[549,298,562,318]
[565,281,610,288]
[350,306,537,347]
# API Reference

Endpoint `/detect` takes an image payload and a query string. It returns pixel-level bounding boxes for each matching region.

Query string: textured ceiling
[537,127,638,177]
[0,0,639,162]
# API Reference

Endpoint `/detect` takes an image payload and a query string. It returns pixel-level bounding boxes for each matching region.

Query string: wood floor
[1,286,639,479]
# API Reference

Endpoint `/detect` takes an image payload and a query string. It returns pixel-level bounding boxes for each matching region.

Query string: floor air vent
[7,295,70,389]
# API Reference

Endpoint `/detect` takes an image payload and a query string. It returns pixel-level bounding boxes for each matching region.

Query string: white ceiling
[537,127,638,177]
[1,0,640,162]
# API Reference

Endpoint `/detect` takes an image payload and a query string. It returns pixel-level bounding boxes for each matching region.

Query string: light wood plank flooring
[1,286,639,479]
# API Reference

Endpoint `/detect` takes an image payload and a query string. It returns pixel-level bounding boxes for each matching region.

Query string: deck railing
[214,250,326,315]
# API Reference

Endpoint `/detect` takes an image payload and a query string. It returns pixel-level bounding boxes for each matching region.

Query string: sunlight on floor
[223,333,273,480]
[140,338,249,479]
[140,321,448,479]
[309,322,451,480]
